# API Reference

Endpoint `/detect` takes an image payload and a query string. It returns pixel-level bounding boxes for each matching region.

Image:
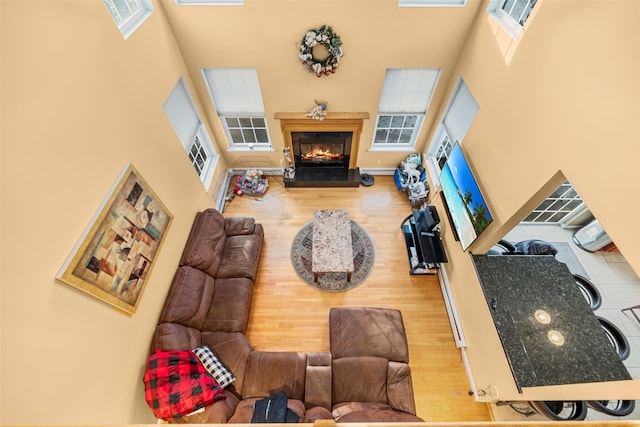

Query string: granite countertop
[472,254,631,391]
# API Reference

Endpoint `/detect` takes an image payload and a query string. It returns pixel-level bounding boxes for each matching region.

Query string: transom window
[501,0,537,26]
[398,0,466,6]
[523,181,584,223]
[202,68,272,151]
[372,68,440,150]
[487,0,537,38]
[103,0,153,39]
[176,0,242,4]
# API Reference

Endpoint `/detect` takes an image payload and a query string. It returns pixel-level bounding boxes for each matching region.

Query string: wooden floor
[221,175,491,422]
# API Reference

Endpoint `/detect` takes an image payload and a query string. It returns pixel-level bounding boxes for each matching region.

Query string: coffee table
[312,209,354,283]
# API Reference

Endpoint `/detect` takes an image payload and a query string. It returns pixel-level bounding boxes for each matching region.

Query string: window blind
[163,78,200,147]
[442,79,479,144]
[202,68,265,115]
[378,68,440,113]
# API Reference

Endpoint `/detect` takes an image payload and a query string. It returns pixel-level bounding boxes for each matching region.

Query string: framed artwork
[57,163,173,315]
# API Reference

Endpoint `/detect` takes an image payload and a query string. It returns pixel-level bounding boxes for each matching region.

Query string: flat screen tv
[439,143,493,251]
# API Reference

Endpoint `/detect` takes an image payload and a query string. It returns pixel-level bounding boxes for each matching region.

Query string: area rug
[290,220,375,292]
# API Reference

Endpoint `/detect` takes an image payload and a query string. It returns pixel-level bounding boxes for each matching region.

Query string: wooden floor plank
[222,175,491,422]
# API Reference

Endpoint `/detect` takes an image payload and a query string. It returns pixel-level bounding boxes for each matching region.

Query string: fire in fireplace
[300,143,344,164]
[291,132,352,170]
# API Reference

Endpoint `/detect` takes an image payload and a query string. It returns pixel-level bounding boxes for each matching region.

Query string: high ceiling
[157,0,483,160]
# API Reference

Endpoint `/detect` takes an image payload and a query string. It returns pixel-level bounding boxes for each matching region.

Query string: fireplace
[293,132,351,169]
[276,112,369,188]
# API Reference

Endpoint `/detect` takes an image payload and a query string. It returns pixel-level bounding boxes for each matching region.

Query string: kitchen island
[471,254,631,391]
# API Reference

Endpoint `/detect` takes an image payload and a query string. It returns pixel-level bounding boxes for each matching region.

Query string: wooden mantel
[274,112,370,121]
[274,112,370,169]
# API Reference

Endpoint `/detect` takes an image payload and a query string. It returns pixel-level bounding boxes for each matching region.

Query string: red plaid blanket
[143,349,226,420]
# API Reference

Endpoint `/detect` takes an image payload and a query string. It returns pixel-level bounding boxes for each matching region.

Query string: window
[523,181,584,223]
[176,0,243,4]
[399,0,466,6]
[163,77,218,189]
[372,68,440,150]
[103,0,153,39]
[433,130,454,170]
[487,0,537,38]
[202,68,272,151]
[425,78,478,185]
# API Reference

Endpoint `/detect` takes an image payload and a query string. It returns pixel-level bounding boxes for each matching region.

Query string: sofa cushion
[151,323,202,352]
[305,352,332,411]
[216,234,263,281]
[171,394,239,424]
[180,209,226,277]
[331,356,388,405]
[159,266,214,330]
[302,406,334,423]
[242,351,307,401]
[223,217,257,236]
[193,346,237,388]
[331,402,390,420]
[329,307,409,363]
[203,277,253,334]
[387,361,417,415]
[334,406,424,423]
[200,332,253,394]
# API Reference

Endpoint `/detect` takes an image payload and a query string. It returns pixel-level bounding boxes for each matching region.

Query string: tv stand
[401,207,448,275]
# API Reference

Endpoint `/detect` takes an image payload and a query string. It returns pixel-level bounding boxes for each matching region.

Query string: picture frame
[56,163,173,315]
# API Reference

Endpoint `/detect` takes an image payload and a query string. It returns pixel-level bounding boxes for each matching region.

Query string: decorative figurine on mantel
[306,100,327,121]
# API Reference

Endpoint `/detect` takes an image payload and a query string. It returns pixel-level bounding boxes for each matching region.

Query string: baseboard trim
[217,167,396,212]
[216,169,233,212]
[359,167,396,175]
[229,167,284,176]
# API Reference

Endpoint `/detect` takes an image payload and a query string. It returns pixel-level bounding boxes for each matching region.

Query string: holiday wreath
[299,25,343,77]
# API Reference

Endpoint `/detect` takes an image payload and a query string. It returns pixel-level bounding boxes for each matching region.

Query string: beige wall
[2,0,640,424]
[160,0,481,169]
[0,1,222,423]
[430,0,640,401]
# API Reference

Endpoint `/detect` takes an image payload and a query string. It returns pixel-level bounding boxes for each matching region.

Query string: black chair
[487,239,558,256]
[573,274,602,311]
[587,400,636,417]
[597,316,631,361]
[528,400,588,421]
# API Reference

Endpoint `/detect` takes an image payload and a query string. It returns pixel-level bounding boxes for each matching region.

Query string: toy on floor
[236,169,268,195]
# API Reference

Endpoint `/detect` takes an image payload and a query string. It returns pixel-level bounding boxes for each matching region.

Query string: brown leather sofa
[149,209,423,423]
[150,209,333,423]
[329,307,424,422]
